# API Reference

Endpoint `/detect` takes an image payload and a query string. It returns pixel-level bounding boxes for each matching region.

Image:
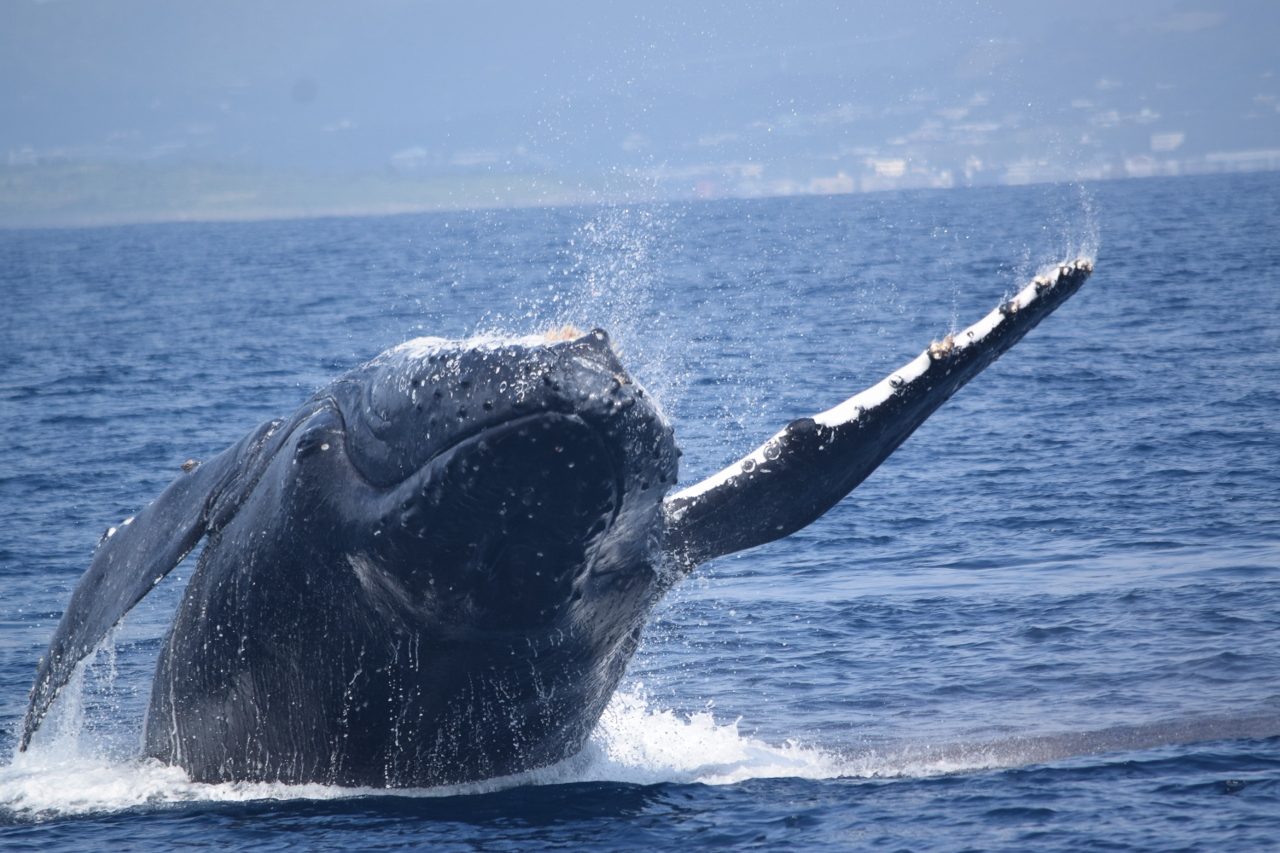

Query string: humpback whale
[22,258,1094,787]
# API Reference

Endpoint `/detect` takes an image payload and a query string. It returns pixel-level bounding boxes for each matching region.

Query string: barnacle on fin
[928,334,956,360]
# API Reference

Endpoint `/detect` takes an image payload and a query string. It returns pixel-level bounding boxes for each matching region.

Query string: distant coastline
[3,153,1278,230]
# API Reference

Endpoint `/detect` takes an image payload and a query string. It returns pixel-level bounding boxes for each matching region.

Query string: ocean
[1,172,1278,849]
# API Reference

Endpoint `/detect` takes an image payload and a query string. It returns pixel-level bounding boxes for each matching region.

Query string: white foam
[5,674,1161,821]
[554,687,843,786]
[0,685,843,820]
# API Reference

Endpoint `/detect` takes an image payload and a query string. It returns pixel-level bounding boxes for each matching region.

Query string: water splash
[475,201,688,418]
[550,686,841,786]
[9,667,1272,822]
[0,684,837,820]
[1069,181,1102,265]
[1011,181,1102,287]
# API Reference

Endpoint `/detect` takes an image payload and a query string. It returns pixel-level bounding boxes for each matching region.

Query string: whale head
[313,328,679,633]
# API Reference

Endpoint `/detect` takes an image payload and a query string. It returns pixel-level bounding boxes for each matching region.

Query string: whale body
[22,259,1094,786]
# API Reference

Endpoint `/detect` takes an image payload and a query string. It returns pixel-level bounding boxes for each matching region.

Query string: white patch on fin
[668,432,788,507]
[813,351,931,428]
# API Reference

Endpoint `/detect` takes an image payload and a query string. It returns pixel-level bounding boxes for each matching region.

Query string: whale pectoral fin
[19,418,283,750]
[662,259,1094,569]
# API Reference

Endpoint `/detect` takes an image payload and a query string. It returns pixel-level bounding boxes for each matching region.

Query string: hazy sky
[3,1,1279,221]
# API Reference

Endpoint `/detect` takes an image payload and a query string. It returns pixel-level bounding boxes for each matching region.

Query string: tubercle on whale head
[331,327,671,487]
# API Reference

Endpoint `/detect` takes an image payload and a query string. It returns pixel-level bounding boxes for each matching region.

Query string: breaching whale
[22,259,1093,786]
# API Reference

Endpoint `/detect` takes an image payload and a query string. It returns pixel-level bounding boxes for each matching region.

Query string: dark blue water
[2,173,1279,849]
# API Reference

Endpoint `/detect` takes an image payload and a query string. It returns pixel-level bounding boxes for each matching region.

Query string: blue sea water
[1,172,1278,849]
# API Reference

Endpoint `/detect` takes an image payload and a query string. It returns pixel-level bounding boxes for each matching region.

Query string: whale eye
[295,428,333,459]
[294,409,344,461]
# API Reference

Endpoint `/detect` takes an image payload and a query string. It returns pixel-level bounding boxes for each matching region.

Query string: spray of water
[475,200,690,418]
[1,676,840,820]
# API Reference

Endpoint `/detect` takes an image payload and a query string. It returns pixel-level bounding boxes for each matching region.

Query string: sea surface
[1,172,1278,850]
